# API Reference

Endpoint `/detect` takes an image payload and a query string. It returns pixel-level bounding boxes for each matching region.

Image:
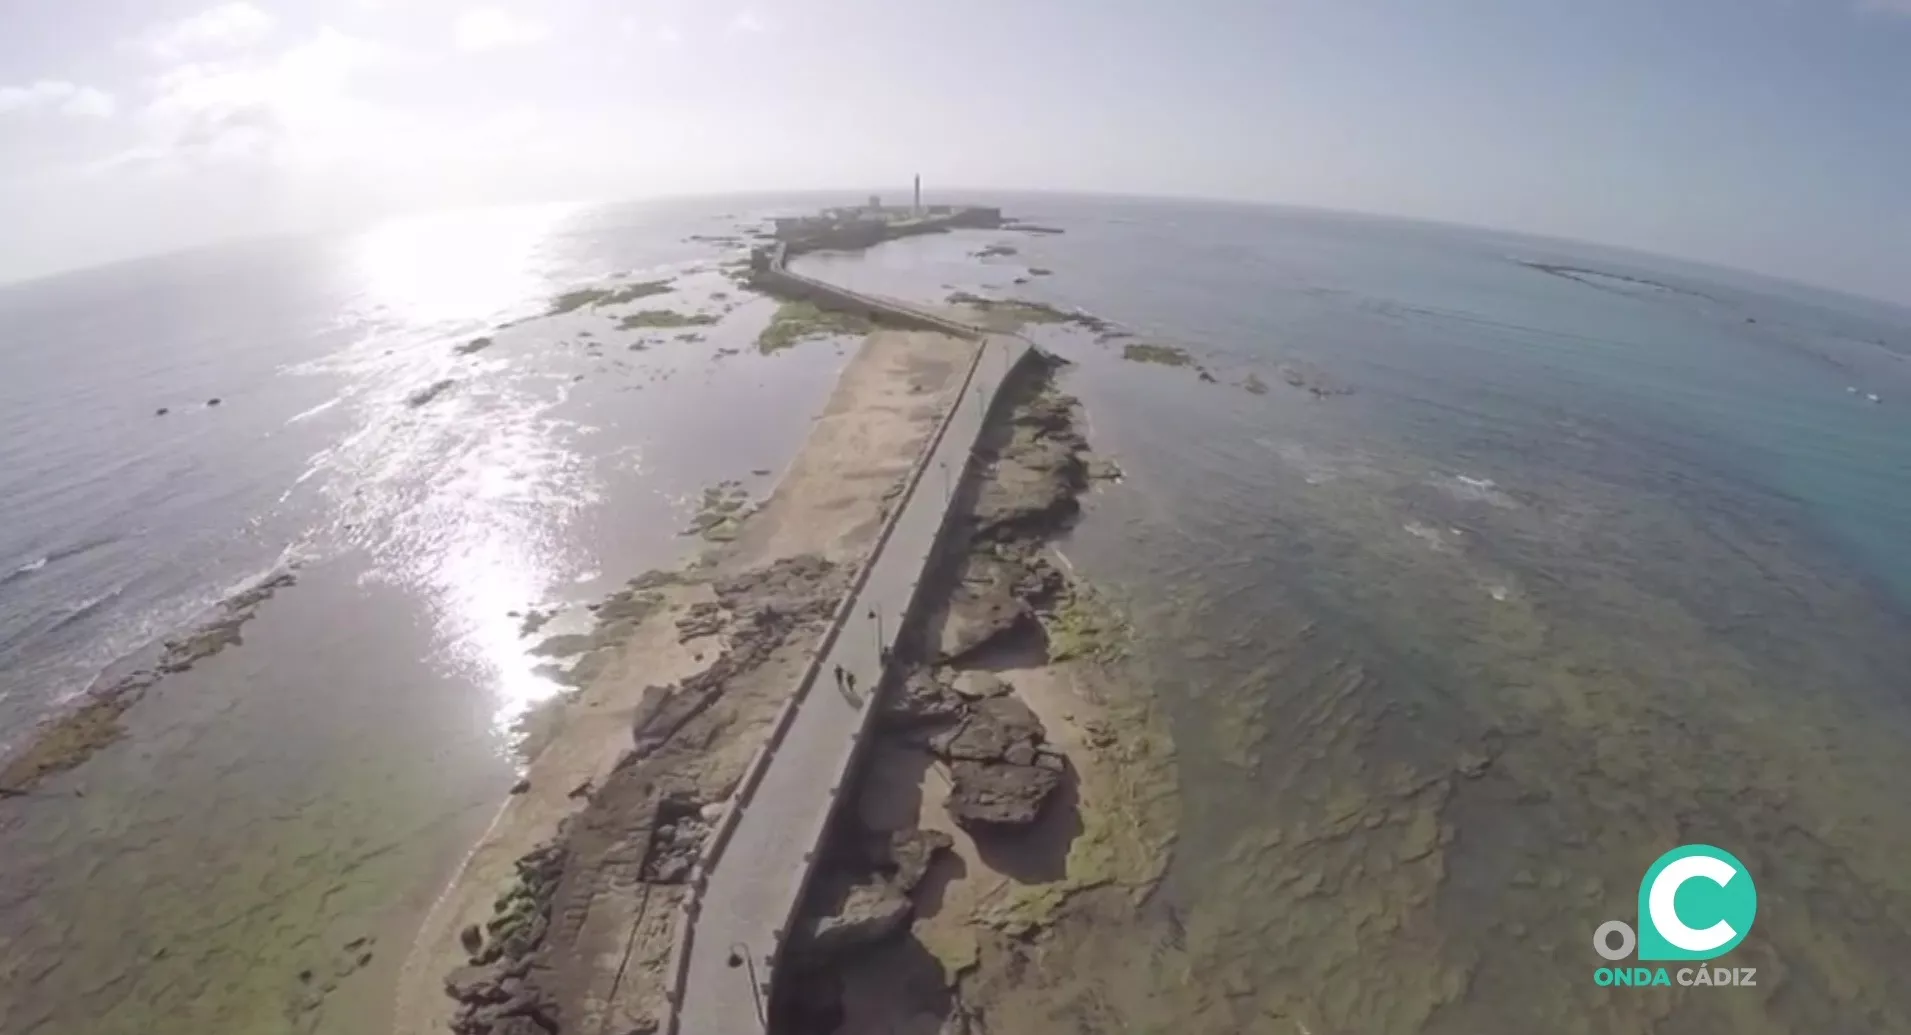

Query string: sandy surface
[394,327,978,1035]
[727,329,971,569]
[780,369,1181,1035]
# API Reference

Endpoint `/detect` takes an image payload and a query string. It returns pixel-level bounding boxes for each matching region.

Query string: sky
[3,0,1911,302]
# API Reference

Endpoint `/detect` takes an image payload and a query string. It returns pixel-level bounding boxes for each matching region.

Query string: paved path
[674,298,1028,1034]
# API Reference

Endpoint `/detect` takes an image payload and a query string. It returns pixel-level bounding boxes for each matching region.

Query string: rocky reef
[771,352,1153,1033]
[438,553,854,1035]
[0,570,300,794]
[546,279,675,317]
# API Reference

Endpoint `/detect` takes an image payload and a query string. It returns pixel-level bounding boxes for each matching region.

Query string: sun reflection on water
[327,203,607,745]
[349,203,580,326]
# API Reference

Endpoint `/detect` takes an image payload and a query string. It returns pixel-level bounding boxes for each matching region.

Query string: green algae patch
[1042,583,1132,665]
[757,299,873,354]
[945,292,1113,334]
[982,667,1179,939]
[617,309,717,331]
[547,279,675,316]
[0,694,138,792]
[1121,343,1193,368]
[0,571,299,792]
[980,582,1180,935]
[947,292,1069,325]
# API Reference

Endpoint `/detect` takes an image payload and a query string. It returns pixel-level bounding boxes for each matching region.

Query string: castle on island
[771,176,1002,253]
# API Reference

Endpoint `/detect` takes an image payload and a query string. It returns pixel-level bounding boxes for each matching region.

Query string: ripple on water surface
[1039,343,1911,1033]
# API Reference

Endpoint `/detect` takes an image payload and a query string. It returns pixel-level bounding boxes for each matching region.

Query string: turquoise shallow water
[799,199,1911,1032]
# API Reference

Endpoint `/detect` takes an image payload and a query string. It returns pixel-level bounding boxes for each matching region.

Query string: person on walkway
[843,671,859,705]
[833,664,846,693]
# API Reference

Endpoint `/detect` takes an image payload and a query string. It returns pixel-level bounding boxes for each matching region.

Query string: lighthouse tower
[913,174,922,216]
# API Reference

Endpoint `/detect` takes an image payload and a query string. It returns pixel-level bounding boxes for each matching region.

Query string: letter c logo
[1649,855,1738,952]
[1636,845,1757,961]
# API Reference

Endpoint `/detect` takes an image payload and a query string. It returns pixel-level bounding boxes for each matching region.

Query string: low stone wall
[752,264,980,340]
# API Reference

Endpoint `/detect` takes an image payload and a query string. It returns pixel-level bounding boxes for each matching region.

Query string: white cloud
[455,8,552,52]
[624,20,685,45]
[62,86,118,118]
[0,80,118,118]
[728,9,769,33]
[138,29,392,169]
[145,3,274,59]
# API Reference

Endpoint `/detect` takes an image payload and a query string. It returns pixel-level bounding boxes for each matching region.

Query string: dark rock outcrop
[950,671,1010,701]
[441,552,856,1035]
[804,880,914,959]
[441,840,566,1033]
[944,759,1063,828]
[929,691,1062,829]
[640,795,710,884]
[881,829,955,892]
[933,572,1032,663]
[931,694,1043,762]
[674,601,723,641]
[774,354,1099,1033]
[879,671,967,731]
[969,390,1088,541]
[408,379,456,407]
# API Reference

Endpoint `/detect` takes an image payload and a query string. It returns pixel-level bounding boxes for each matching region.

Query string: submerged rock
[408,379,456,407]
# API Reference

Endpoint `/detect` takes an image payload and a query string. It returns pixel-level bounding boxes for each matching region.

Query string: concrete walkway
[673,311,1029,1034]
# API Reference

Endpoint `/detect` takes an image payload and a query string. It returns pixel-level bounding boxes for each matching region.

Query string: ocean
[3,193,1909,1033]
